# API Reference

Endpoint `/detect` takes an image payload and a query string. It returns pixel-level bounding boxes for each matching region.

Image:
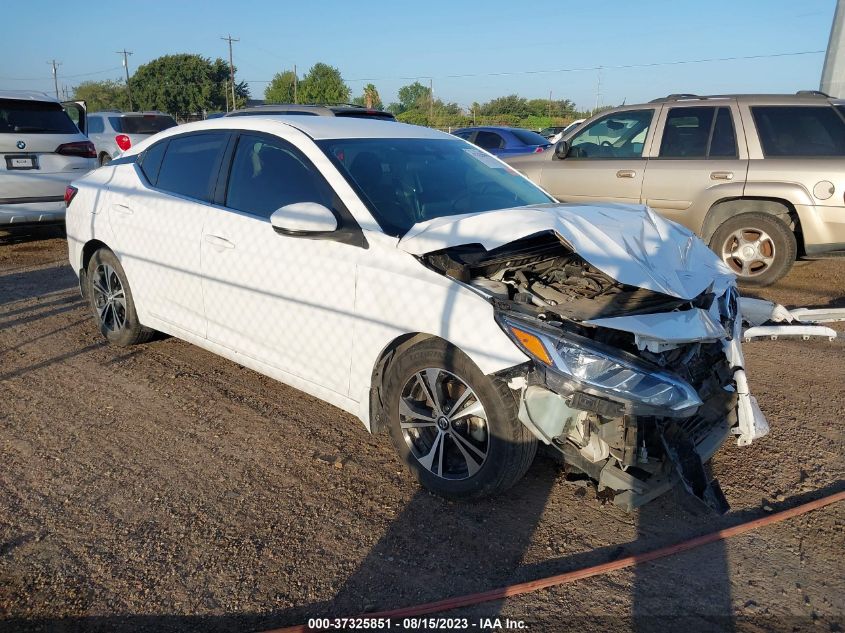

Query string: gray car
[507,92,845,286]
[87,111,177,166]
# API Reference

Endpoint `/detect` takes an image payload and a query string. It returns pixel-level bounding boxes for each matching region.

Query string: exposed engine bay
[420,232,766,513]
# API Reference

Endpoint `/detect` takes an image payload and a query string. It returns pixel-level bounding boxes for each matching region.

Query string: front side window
[0,99,79,134]
[569,109,653,159]
[155,133,227,201]
[318,138,552,237]
[752,106,845,157]
[225,134,332,218]
[474,131,504,150]
[87,116,105,134]
[659,106,737,159]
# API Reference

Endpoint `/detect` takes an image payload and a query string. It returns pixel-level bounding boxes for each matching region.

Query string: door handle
[616,170,636,179]
[204,235,235,250]
[111,203,133,215]
[710,171,734,181]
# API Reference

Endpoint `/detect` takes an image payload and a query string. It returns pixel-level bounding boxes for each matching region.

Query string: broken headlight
[497,315,703,417]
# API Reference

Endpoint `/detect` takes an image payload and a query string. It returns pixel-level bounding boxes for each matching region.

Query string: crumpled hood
[399,203,735,300]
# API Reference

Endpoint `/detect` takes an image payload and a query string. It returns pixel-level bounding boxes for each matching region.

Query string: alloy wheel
[91,264,127,332]
[720,227,776,278]
[399,368,489,480]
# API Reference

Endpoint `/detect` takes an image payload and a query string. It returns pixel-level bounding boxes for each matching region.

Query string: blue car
[452,126,552,157]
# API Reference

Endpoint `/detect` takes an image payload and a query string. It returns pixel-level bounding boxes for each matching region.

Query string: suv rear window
[752,106,845,157]
[0,99,79,134]
[109,115,177,135]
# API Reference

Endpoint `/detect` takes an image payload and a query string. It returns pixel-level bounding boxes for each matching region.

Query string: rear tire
[86,249,154,346]
[383,338,537,500]
[709,212,796,286]
[99,153,112,166]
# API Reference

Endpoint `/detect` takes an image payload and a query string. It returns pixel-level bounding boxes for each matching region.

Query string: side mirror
[270,202,337,236]
[554,140,570,160]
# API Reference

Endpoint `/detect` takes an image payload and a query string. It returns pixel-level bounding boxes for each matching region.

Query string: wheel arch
[367,332,438,434]
[701,196,804,254]
[78,239,111,299]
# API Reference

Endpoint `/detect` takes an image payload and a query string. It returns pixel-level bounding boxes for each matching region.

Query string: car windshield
[109,115,177,135]
[510,129,551,145]
[0,99,79,134]
[318,138,553,237]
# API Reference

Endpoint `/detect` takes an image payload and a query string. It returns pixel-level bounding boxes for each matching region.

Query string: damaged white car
[66,117,771,513]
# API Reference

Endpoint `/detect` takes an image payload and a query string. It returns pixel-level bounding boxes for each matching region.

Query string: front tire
[383,338,537,499]
[86,249,154,346]
[709,212,796,286]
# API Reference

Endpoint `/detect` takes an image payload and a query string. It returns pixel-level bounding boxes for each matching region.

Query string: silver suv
[87,111,177,165]
[0,91,94,229]
[508,92,845,285]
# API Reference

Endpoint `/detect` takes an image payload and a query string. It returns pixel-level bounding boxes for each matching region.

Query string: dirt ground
[0,230,843,633]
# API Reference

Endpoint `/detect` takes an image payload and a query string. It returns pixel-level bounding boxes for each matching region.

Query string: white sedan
[65,116,767,511]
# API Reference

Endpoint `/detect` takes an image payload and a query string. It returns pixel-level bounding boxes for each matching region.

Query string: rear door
[473,130,506,156]
[640,103,748,232]
[108,131,229,336]
[540,108,657,204]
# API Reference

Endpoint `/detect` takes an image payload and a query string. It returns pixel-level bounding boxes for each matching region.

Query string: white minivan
[0,91,94,229]
[65,115,769,512]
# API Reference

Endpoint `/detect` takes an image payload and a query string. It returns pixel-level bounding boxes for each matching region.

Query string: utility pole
[117,49,134,110]
[293,64,297,104]
[548,90,552,119]
[593,66,603,116]
[48,60,61,99]
[221,34,239,110]
[429,78,434,126]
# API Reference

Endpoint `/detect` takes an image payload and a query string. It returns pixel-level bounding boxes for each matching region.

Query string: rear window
[752,106,845,157]
[0,99,78,134]
[510,129,550,146]
[109,115,177,135]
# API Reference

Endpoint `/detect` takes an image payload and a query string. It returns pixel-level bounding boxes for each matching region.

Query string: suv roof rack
[650,91,832,104]
[795,90,831,97]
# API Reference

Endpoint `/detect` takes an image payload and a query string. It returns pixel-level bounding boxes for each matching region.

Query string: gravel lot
[0,230,843,633]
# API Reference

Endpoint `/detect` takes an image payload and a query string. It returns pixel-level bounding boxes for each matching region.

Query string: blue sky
[1,0,836,110]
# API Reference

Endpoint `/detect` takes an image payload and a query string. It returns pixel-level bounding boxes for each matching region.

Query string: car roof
[121,116,451,156]
[0,90,61,103]
[227,103,395,118]
[455,126,520,132]
[645,91,837,105]
[89,111,172,117]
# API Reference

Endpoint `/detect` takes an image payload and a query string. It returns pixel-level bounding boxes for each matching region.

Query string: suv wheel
[709,212,796,286]
[383,338,537,500]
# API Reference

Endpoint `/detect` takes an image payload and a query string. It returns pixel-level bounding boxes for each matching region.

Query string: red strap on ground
[265,489,845,633]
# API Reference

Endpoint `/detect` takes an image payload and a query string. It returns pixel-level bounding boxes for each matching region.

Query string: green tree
[298,63,350,104]
[72,80,129,111]
[352,83,383,109]
[131,54,249,119]
[396,81,431,112]
[478,94,531,118]
[265,70,298,103]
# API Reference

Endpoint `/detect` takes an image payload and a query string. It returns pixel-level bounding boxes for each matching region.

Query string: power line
[244,48,825,84]
[0,66,123,81]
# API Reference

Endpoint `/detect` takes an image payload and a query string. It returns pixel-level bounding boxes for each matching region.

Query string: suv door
[62,100,86,135]
[541,108,656,204]
[109,131,229,336]
[201,131,362,395]
[640,104,748,232]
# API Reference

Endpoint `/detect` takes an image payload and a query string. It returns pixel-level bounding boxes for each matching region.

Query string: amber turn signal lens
[509,326,553,366]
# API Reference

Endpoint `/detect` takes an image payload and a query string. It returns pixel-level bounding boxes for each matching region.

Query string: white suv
[86,111,177,165]
[66,116,769,512]
[0,91,95,229]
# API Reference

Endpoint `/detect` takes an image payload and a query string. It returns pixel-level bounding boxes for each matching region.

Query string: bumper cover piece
[660,420,729,514]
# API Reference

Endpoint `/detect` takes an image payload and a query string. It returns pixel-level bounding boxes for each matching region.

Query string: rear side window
[109,115,177,134]
[225,133,332,218]
[660,106,737,158]
[138,141,167,185]
[752,106,845,157]
[474,131,504,150]
[87,117,105,134]
[510,129,549,146]
[155,133,227,201]
[0,99,79,134]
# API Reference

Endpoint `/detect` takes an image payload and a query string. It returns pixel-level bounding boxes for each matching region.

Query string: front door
[541,108,657,204]
[201,132,360,395]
